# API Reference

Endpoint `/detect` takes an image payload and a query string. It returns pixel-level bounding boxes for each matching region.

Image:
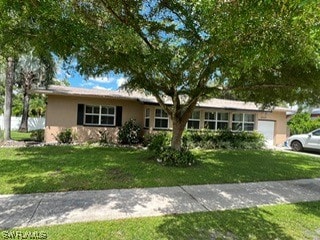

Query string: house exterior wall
[142,105,287,146]
[45,95,144,143]
[45,95,287,146]
[257,111,287,146]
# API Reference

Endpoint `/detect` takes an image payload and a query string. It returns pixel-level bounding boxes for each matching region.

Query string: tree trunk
[171,110,194,150]
[19,92,29,132]
[171,120,186,150]
[3,57,15,141]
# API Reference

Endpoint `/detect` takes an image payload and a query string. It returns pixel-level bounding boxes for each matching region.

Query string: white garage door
[257,120,275,146]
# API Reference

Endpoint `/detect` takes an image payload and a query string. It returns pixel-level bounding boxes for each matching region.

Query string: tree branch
[100,0,155,50]
[227,83,297,91]
[160,1,203,42]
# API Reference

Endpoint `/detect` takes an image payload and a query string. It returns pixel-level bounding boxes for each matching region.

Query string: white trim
[187,111,201,130]
[232,113,255,131]
[144,108,150,128]
[154,108,169,129]
[84,105,116,126]
[204,111,229,130]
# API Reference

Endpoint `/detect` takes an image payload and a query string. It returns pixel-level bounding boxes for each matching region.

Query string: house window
[187,111,200,129]
[145,108,150,128]
[204,112,229,130]
[155,108,169,129]
[84,105,115,126]
[217,112,229,130]
[232,113,255,131]
[204,112,216,130]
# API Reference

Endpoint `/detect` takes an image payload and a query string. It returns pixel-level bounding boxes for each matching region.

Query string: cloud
[117,77,128,88]
[88,76,113,83]
[92,85,112,90]
[80,81,94,87]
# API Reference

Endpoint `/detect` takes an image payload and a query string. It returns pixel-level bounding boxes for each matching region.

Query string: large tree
[0,0,66,139]
[1,0,319,149]
[66,0,320,149]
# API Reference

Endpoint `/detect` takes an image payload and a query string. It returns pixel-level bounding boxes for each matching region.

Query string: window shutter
[77,104,84,125]
[116,106,123,126]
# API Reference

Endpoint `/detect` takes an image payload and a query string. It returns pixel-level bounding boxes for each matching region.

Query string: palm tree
[16,51,55,132]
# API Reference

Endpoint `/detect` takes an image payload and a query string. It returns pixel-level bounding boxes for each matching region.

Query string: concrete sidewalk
[1,178,320,229]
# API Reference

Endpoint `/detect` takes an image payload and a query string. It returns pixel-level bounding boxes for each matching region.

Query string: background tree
[288,113,320,135]
[66,0,320,150]
[0,0,74,140]
[0,57,5,115]
[15,50,55,132]
[3,57,15,140]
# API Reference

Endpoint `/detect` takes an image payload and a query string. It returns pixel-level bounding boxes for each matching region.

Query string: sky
[55,60,127,90]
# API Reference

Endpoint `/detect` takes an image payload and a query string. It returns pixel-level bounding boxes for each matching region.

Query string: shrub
[288,112,320,135]
[118,119,142,145]
[30,129,44,142]
[55,128,74,144]
[182,129,265,150]
[157,147,197,167]
[146,132,171,152]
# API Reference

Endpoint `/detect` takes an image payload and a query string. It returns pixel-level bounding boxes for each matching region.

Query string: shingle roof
[35,85,290,112]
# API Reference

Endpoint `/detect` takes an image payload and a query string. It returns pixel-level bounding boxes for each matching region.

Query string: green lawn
[5,201,320,240]
[10,131,32,141]
[0,146,320,194]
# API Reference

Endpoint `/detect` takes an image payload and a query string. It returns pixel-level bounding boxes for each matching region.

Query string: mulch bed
[0,140,42,148]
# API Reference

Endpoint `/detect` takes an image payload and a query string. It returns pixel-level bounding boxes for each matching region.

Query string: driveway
[279,146,320,158]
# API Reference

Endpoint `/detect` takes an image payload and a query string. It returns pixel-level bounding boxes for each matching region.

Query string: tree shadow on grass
[293,201,320,239]
[294,201,320,218]
[156,208,294,240]
[1,145,153,194]
[1,147,320,194]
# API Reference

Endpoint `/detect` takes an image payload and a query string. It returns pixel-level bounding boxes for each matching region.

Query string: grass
[4,201,320,240]
[10,131,32,141]
[0,146,320,194]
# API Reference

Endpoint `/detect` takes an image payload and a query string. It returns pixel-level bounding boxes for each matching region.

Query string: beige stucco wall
[45,95,144,143]
[257,111,287,146]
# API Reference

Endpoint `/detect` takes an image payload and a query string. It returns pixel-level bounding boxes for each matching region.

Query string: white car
[286,128,320,151]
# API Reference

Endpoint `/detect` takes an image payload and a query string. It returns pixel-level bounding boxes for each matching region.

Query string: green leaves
[288,112,320,135]
[1,0,319,148]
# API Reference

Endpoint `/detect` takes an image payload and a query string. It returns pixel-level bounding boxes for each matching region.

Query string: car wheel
[291,141,303,152]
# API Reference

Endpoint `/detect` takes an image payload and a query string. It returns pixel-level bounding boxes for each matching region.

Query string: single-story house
[311,108,320,119]
[36,85,290,146]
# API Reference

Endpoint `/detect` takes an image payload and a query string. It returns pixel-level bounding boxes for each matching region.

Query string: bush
[55,128,74,144]
[118,119,142,145]
[182,129,265,150]
[288,113,320,135]
[146,132,171,152]
[157,147,197,167]
[98,130,112,145]
[30,129,44,142]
